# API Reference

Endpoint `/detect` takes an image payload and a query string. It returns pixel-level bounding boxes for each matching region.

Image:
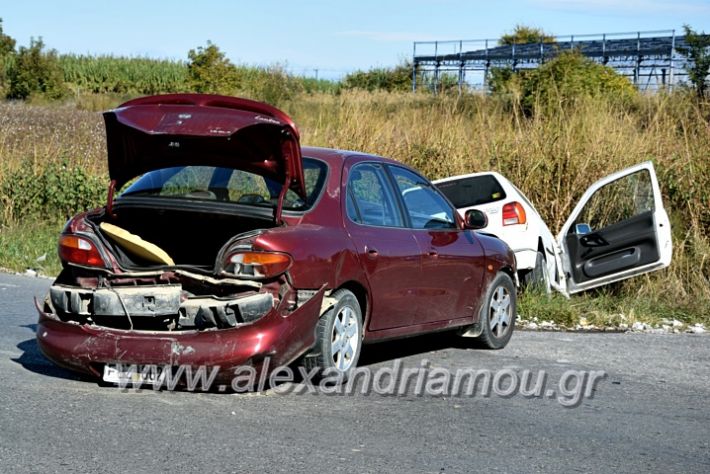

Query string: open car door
[557,162,672,295]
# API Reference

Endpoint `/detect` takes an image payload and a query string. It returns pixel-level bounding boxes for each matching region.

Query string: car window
[119,158,327,212]
[571,169,655,234]
[436,175,507,208]
[347,163,403,227]
[388,166,457,230]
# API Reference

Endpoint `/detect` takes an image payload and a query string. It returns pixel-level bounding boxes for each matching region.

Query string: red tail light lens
[58,235,106,267]
[502,201,527,226]
[225,251,293,279]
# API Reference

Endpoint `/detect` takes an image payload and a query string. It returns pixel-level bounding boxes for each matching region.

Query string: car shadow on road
[12,324,87,382]
[358,330,483,367]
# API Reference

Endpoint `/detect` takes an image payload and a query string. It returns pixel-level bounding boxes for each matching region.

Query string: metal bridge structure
[412,30,705,93]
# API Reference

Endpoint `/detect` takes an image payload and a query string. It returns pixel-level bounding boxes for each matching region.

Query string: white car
[434,162,672,296]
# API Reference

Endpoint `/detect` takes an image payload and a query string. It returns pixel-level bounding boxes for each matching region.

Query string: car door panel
[347,226,423,330]
[564,210,660,282]
[558,162,672,294]
[412,230,486,323]
[344,162,423,331]
[387,165,486,323]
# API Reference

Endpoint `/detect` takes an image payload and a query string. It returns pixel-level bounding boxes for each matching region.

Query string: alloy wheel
[330,306,360,371]
[489,286,512,338]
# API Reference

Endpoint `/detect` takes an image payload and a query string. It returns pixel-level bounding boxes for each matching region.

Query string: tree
[499,25,555,46]
[490,25,556,100]
[0,18,15,56]
[7,37,66,100]
[0,18,17,97]
[187,41,239,94]
[676,25,710,98]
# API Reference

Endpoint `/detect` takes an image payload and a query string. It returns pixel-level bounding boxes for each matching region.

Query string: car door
[557,162,672,294]
[343,162,423,331]
[386,165,486,324]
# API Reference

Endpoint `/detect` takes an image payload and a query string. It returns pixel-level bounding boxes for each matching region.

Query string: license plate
[102,364,165,386]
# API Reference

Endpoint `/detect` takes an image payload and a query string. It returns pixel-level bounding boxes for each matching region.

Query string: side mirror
[464,209,488,230]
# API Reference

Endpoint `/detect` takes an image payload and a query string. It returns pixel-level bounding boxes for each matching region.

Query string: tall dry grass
[0,91,708,311]
[285,91,709,304]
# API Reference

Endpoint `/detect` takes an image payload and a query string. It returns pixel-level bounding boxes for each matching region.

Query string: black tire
[303,289,363,381]
[475,272,517,350]
[523,251,550,293]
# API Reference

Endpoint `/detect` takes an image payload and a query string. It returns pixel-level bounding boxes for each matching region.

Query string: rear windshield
[436,175,506,208]
[119,158,327,212]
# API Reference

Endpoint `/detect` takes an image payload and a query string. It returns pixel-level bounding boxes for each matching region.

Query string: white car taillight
[502,202,527,226]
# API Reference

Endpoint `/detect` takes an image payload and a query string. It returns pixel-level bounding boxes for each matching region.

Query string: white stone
[631,321,647,331]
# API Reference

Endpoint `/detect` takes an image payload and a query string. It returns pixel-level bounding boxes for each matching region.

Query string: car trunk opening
[89,204,276,269]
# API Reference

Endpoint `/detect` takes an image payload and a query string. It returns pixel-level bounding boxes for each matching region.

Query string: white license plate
[102,364,165,386]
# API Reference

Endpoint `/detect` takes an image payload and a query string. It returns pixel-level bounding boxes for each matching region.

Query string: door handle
[366,247,379,258]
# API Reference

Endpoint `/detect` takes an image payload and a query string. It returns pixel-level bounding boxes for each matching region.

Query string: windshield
[436,175,506,208]
[119,157,327,211]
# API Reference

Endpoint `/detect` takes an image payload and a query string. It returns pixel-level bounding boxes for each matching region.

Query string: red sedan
[36,94,516,386]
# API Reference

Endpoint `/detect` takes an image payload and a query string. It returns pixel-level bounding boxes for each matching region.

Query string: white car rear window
[436,175,507,208]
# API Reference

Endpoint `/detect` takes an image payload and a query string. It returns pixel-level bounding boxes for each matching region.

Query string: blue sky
[2,0,709,79]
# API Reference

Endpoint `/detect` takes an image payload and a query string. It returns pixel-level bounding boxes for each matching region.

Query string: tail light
[502,201,527,226]
[58,235,106,267]
[225,251,293,279]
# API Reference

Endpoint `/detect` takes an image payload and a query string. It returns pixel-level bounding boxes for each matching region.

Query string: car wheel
[303,289,363,380]
[524,251,550,293]
[475,272,516,349]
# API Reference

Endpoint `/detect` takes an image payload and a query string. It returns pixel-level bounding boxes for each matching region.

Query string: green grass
[0,222,63,276]
[518,289,709,329]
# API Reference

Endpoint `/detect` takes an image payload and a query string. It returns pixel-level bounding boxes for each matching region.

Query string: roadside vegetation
[0,19,708,328]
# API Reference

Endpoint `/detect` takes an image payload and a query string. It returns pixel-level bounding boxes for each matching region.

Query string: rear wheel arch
[331,280,369,331]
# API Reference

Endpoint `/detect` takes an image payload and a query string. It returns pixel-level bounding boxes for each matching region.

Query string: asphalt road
[0,272,708,473]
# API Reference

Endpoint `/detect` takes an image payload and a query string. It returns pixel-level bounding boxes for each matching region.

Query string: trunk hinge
[274,131,295,225]
[274,164,290,225]
[107,179,117,218]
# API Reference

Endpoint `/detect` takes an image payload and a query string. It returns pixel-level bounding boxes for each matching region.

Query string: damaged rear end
[36,94,327,384]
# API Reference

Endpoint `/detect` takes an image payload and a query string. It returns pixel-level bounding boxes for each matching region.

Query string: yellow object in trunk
[99,222,175,266]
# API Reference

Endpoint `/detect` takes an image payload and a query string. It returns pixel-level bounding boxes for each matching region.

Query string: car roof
[301,146,406,168]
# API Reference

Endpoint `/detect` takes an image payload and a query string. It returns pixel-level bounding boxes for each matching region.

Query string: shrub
[187,42,239,95]
[0,160,106,225]
[246,63,303,106]
[7,37,67,100]
[343,62,413,92]
[521,51,637,111]
[489,51,637,114]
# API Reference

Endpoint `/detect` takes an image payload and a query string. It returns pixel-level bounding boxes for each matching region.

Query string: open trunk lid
[103,94,306,199]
